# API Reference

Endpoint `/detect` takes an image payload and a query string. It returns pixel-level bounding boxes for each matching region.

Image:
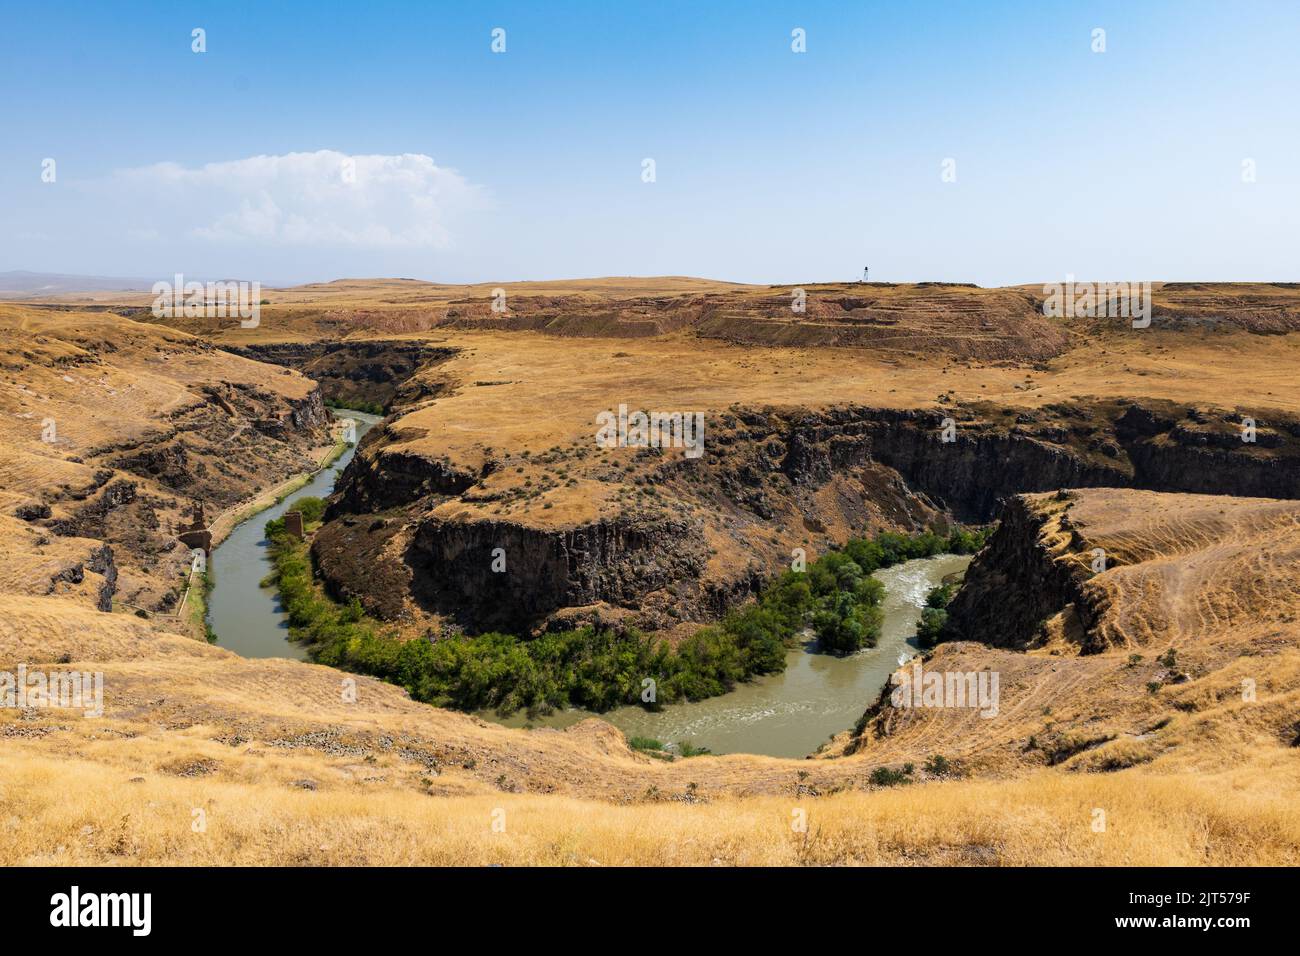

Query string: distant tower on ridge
[862,266,869,283]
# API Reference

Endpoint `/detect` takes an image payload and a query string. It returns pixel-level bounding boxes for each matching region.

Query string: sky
[1,0,1297,287]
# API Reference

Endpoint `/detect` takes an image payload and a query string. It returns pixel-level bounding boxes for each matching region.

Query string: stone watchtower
[283,511,305,541]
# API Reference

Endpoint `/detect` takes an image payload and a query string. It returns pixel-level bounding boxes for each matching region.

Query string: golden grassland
[4,747,1296,866]
[18,275,755,310]
[39,277,1300,354]
[309,312,1300,533]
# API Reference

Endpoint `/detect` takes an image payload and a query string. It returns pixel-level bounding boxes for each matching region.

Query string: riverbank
[164,416,356,642]
[485,553,972,757]
[207,421,356,549]
[203,410,382,658]
[257,524,986,754]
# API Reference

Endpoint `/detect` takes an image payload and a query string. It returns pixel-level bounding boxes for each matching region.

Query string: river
[481,553,970,757]
[206,409,968,757]
[205,409,383,659]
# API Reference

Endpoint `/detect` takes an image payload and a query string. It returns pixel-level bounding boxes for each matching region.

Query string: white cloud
[110,150,483,248]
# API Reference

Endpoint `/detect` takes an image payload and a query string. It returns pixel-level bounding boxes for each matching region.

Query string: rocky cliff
[224,340,456,411]
[410,512,709,631]
[316,396,1300,633]
[939,493,1095,649]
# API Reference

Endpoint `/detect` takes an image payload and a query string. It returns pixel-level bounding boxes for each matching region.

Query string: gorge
[4,280,1300,865]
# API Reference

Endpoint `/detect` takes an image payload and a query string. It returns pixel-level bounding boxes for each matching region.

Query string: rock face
[225,341,456,411]
[316,396,1300,633]
[85,543,118,611]
[327,444,477,518]
[943,486,1300,654]
[939,494,1092,650]
[854,401,1300,522]
[1116,404,1300,499]
[409,512,709,631]
[848,409,1128,521]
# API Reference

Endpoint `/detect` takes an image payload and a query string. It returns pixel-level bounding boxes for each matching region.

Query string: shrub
[869,766,911,787]
[926,582,957,608]
[264,523,991,718]
[916,606,948,649]
[325,397,384,415]
[293,496,326,525]
[924,754,951,776]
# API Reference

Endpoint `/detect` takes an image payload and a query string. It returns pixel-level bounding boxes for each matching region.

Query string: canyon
[1,280,1298,865]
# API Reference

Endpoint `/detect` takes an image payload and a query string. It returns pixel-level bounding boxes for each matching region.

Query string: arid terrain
[2,280,1299,865]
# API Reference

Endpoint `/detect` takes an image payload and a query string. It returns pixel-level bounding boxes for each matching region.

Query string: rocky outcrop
[317,398,1300,634]
[326,443,477,518]
[50,479,138,539]
[110,442,192,489]
[43,546,117,613]
[1117,403,1300,499]
[86,544,117,612]
[289,387,331,432]
[939,494,1091,649]
[225,341,455,411]
[409,512,709,630]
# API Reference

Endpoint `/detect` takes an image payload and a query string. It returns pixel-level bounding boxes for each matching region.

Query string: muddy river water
[207,409,969,758]
[206,410,382,660]
[481,553,971,757]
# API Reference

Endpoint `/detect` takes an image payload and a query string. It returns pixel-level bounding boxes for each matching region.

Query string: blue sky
[1,0,1297,286]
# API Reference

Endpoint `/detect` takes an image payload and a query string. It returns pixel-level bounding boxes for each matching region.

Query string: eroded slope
[0,306,330,611]
[834,490,1300,784]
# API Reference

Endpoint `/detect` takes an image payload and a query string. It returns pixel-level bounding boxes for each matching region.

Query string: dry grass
[5,283,1300,866]
[4,748,1295,866]
[345,323,1300,532]
[0,303,329,609]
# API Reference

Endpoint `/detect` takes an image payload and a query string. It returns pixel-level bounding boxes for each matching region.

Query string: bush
[264,523,992,717]
[924,754,951,776]
[916,606,948,649]
[627,736,666,753]
[869,766,911,787]
[325,397,384,415]
[926,582,957,608]
[293,496,326,525]
[915,581,959,648]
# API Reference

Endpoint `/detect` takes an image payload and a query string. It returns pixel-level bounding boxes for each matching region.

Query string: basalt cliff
[2,280,1299,865]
